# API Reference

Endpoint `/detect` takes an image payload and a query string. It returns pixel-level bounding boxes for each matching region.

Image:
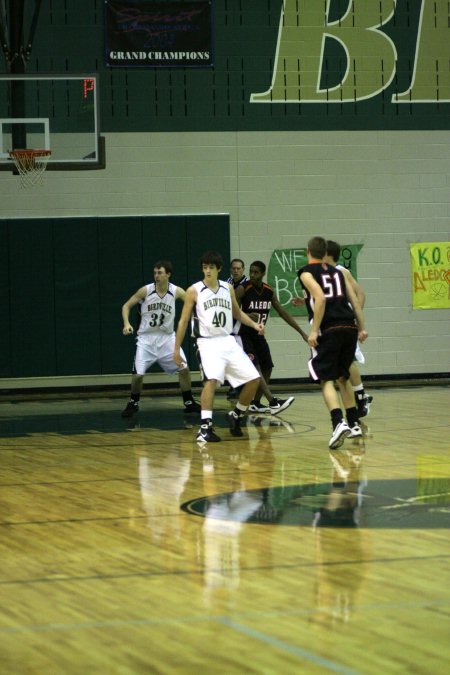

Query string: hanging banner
[267,244,363,317]
[410,242,450,310]
[105,1,213,67]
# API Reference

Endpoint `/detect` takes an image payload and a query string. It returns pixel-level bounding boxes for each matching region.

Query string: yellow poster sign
[410,242,450,310]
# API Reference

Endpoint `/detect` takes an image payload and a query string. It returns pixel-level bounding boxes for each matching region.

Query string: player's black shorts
[240,334,274,370]
[308,326,357,382]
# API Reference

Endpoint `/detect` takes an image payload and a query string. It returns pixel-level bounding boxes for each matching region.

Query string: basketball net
[8,149,51,188]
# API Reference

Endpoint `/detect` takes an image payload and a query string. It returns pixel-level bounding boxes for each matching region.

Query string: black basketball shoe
[121,401,139,418]
[196,423,221,444]
[184,400,201,413]
[227,411,244,437]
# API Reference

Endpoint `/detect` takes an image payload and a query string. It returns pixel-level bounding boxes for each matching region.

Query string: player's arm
[174,286,197,367]
[175,286,186,302]
[235,282,261,321]
[341,268,365,308]
[122,286,147,335]
[299,272,325,348]
[230,285,264,335]
[234,283,244,306]
[342,274,368,342]
[271,293,309,342]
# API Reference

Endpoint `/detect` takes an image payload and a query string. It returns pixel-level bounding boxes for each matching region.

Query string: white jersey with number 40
[138,282,178,336]
[192,280,234,337]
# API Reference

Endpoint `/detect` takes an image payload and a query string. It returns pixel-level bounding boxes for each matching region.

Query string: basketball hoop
[8,149,51,188]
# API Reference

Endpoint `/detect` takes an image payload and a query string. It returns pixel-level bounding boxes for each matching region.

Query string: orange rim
[9,149,51,158]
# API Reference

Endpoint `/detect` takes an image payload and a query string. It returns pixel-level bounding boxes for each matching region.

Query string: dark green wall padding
[0,215,230,378]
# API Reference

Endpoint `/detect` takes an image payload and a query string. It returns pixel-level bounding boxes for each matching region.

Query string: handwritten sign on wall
[410,242,450,310]
[267,245,363,316]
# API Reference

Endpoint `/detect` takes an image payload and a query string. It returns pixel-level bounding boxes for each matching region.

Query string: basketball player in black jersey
[298,237,368,449]
[326,240,373,418]
[236,261,308,415]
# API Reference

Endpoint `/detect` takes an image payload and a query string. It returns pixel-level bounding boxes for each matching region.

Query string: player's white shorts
[354,342,365,364]
[133,332,187,375]
[233,334,243,349]
[197,335,258,387]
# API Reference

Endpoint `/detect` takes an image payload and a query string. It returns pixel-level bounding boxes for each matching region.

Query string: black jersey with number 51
[298,262,356,330]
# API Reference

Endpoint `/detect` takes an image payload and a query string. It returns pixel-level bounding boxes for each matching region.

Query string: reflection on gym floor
[0,386,449,674]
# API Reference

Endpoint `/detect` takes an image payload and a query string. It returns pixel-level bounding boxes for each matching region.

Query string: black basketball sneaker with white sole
[269,396,295,416]
[196,423,221,444]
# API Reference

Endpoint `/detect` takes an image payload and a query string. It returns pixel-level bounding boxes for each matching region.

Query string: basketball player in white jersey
[121,260,200,417]
[174,250,265,444]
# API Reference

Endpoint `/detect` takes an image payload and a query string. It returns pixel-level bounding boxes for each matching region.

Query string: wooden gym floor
[0,385,449,674]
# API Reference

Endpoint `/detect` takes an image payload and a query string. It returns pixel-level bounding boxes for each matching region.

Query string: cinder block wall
[1,129,449,380]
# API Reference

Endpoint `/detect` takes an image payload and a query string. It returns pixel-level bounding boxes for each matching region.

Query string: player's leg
[130,373,144,395]
[226,375,260,437]
[196,379,221,443]
[322,378,341,410]
[255,339,294,415]
[337,377,362,440]
[121,374,144,417]
[226,335,245,399]
[237,377,259,407]
[248,364,272,413]
[157,335,200,413]
[310,332,351,448]
[350,362,372,417]
[337,376,356,408]
[338,333,363,439]
[178,366,201,413]
[194,338,228,443]
[323,379,351,449]
[239,336,267,411]
[253,338,272,404]
[252,361,271,404]
[225,339,261,437]
[121,343,150,417]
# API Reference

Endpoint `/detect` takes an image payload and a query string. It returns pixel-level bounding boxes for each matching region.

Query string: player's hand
[300,329,309,343]
[255,322,265,336]
[292,296,305,307]
[358,330,368,342]
[307,330,319,348]
[173,349,185,368]
[122,324,134,335]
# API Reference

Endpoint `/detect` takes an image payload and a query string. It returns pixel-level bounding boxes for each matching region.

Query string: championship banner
[410,242,450,310]
[105,1,213,67]
[267,244,363,317]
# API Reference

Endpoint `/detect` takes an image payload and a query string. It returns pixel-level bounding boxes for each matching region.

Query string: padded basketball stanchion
[8,149,51,188]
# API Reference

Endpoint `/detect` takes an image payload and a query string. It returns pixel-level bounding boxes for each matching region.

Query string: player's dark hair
[326,240,341,263]
[154,260,173,275]
[230,258,245,267]
[250,260,266,274]
[200,250,223,270]
[307,236,327,259]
